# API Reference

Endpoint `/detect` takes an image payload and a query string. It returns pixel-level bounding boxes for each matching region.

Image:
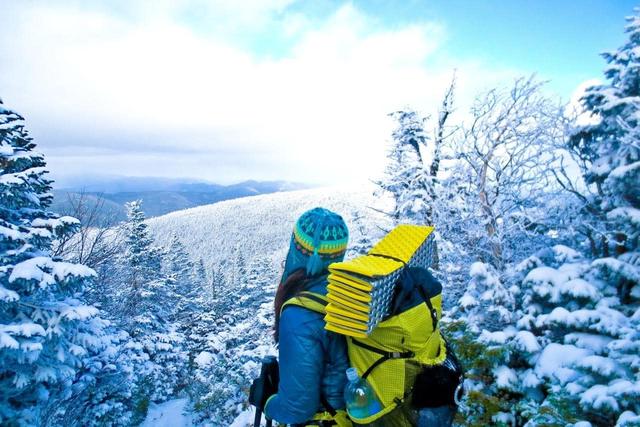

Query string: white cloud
[567,78,601,126]
[0,1,527,185]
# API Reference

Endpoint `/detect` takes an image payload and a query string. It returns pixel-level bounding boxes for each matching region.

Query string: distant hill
[145,184,390,271]
[51,178,312,221]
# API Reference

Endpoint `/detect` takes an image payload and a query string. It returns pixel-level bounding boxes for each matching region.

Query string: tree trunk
[478,159,503,268]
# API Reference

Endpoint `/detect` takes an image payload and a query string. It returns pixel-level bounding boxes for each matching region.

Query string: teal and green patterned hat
[282,207,349,281]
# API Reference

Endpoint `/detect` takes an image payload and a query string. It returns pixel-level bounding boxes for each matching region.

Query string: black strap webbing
[298,292,328,307]
[367,251,408,266]
[351,339,414,358]
[320,394,336,417]
[415,284,438,332]
[351,339,414,379]
[281,292,328,314]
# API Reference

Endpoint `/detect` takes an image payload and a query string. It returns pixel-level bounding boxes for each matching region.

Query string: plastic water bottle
[344,368,382,418]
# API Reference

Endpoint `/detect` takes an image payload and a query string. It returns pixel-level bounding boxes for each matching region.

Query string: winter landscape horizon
[2,1,640,426]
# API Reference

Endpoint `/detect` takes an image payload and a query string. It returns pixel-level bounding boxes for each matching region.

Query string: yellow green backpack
[284,225,463,426]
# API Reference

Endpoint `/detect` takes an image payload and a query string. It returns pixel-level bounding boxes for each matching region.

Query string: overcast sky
[0,0,634,187]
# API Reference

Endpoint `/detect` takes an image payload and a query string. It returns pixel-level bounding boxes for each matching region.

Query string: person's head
[273,207,349,341]
[281,207,349,282]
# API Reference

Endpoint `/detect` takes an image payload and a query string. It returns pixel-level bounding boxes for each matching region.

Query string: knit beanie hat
[281,207,349,282]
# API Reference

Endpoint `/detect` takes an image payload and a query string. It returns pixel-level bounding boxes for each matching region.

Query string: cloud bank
[0,1,524,185]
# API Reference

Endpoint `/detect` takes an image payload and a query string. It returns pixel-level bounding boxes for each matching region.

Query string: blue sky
[0,0,635,186]
[177,0,634,96]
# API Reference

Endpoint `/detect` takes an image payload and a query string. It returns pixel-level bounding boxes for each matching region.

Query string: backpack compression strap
[415,283,439,332]
[350,338,415,380]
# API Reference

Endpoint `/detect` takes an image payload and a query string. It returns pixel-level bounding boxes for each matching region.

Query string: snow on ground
[140,398,193,427]
[230,407,274,427]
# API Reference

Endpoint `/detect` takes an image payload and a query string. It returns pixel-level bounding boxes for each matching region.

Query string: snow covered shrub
[458,262,516,332]
[476,245,640,426]
[447,261,536,426]
[441,319,516,427]
[190,257,278,425]
[192,342,252,425]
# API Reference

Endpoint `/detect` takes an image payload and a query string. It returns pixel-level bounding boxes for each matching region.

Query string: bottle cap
[346,367,359,382]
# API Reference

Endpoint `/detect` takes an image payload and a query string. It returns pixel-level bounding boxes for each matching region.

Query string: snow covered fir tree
[0,99,114,425]
[117,201,189,410]
[2,7,640,427]
[377,109,434,225]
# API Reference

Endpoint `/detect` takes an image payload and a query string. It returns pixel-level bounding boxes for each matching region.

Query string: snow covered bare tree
[449,76,565,269]
[52,191,124,269]
[52,191,125,312]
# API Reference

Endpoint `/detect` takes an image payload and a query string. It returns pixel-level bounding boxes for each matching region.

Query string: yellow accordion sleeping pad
[286,225,447,426]
[326,224,437,337]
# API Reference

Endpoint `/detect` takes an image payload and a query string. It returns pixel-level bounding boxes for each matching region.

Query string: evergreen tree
[119,201,187,412]
[191,256,278,425]
[375,82,456,270]
[194,258,208,294]
[377,109,434,225]
[497,246,639,426]
[165,233,203,321]
[210,263,228,307]
[458,262,516,333]
[451,13,640,424]
[512,12,640,424]
[0,100,111,425]
[565,10,640,303]
[210,266,218,302]
[45,329,140,427]
[442,320,514,427]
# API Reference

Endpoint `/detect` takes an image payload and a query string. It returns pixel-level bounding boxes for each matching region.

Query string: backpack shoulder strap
[281,291,328,315]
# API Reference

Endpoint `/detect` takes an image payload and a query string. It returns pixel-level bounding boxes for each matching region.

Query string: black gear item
[249,356,279,427]
[411,342,464,409]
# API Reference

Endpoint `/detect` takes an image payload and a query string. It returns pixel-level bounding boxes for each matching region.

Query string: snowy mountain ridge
[146,184,390,274]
